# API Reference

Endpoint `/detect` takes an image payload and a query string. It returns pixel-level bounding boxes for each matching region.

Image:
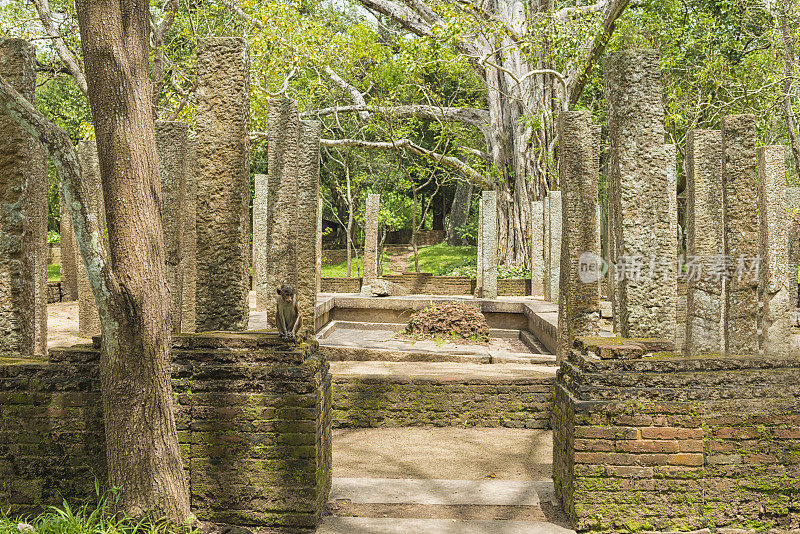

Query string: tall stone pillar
[155,121,188,334]
[476,200,484,296]
[481,191,498,299]
[316,198,323,295]
[557,111,600,361]
[0,38,47,357]
[297,121,321,334]
[547,191,562,303]
[362,193,380,288]
[721,115,759,355]
[758,145,791,355]
[684,130,723,355]
[604,49,677,339]
[531,200,545,297]
[76,140,104,339]
[59,193,78,301]
[789,187,800,310]
[666,144,680,348]
[259,98,299,313]
[195,38,251,332]
[253,172,269,302]
[181,141,197,332]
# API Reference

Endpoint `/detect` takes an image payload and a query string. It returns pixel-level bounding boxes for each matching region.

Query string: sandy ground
[333,427,553,481]
[47,301,89,349]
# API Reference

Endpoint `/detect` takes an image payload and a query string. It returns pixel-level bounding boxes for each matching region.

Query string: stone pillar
[297,121,321,334]
[721,115,759,355]
[684,130,723,355]
[557,111,600,361]
[547,191,562,303]
[260,98,299,314]
[181,140,197,333]
[604,49,677,339]
[531,200,545,297]
[362,193,380,288]
[789,187,800,310]
[195,38,251,332]
[666,144,680,348]
[758,145,791,355]
[481,191,498,299]
[76,140,104,339]
[0,39,47,358]
[253,172,269,301]
[59,193,78,301]
[155,121,188,334]
[316,198,323,295]
[476,200,484,296]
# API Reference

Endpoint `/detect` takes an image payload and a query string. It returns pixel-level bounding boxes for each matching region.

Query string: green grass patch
[0,487,193,534]
[47,264,60,282]
[415,243,476,275]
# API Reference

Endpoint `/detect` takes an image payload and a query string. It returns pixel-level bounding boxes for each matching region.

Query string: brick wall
[554,337,800,532]
[321,275,531,296]
[333,375,553,429]
[0,334,331,529]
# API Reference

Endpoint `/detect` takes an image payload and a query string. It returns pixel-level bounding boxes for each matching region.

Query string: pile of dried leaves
[404,303,490,342]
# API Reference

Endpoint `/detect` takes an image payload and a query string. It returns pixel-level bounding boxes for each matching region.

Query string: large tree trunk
[75,0,190,522]
[446,180,473,245]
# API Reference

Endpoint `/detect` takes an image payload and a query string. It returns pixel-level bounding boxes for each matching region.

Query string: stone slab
[316,517,575,534]
[329,478,554,506]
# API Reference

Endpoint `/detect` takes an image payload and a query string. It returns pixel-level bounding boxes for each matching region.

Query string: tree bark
[775,2,800,180]
[74,0,190,522]
[446,180,473,245]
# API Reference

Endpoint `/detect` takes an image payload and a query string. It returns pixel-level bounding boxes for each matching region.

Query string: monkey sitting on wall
[276,284,302,341]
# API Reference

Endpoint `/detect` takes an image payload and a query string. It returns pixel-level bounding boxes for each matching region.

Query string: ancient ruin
[195,37,251,331]
[0,39,47,358]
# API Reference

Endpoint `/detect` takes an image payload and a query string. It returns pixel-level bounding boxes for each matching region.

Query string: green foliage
[0,486,192,534]
[47,264,61,282]
[47,232,60,245]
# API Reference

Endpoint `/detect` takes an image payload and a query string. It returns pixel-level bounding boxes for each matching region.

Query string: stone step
[330,478,556,506]
[316,517,576,533]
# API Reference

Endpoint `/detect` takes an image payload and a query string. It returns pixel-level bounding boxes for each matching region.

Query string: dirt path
[385,247,412,274]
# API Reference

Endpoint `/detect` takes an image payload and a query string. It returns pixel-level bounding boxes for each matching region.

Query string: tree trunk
[345,164,354,277]
[776,2,800,180]
[446,180,473,245]
[75,0,190,522]
[432,191,444,230]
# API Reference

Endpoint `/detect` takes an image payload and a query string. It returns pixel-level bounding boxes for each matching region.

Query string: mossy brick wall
[554,337,800,532]
[321,276,530,296]
[0,333,332,530]
[332,375,553,429]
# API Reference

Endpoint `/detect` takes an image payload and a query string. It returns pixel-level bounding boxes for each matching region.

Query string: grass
[47,264,60,283]
[320,255,365,278]
[0,487,191,534]
[415,243,476,275]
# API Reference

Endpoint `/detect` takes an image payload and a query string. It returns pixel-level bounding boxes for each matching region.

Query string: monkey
[276,284,302,341]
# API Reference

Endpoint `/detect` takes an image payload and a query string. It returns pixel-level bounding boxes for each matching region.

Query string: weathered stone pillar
[76,140,104,339]
[362,193,380,288]
[316,198,323,295]
[684,130,723,355]
[155,121,188,334]
[547,191,562,303]
[195,38,251,332]
[721,115,759,355]
[476,200,484,296]
[666,144,680,348]
[481,191,498,299]
[181,140,197,333]
[758,145,791,355]
[604,49,677,339]
[253,172,269,303]
[297,121,321,334]
[260,98,299,314]
[557,111,600,361]
[0,39,47,358]
[531,200,545,297]
[789,187,800,310]
[59,193,78,301]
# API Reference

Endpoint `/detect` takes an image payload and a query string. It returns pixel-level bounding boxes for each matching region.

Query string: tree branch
[0,73,120,319]
[31,0,88,96]
[324,67,371,120]
[317,137,491,188]
[357,0,436,38]
[300,103,490,129]
[555,0,609,22]
[566,0,630,107]
[224,0,264,29]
